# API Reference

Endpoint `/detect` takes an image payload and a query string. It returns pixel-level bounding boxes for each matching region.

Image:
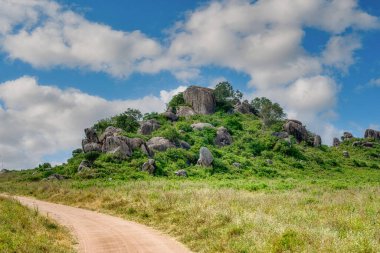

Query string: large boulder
[179,140,191,150]
[127,138,154,157]
[78,160,91,172]
[176,106,196,117]
[99,126,123,143]
[183,86,216,115]
[197,147,213,167]
[82,142,102,153]
[175,169,187,177]
[314,135,322,147]
[147,137,176,152]
[84,128,99,143]
[341,132,353,141]
[364,129,380,140]
[191,122,214,131]
[272,132,289,139]
[333,137,341,147]
[102,136,132,159]
[234,100,256,115]
[141,159,156,174]
[215,127,232,146]
[139,120,160,135]
[162,111,178,121]
[283,120,308,143]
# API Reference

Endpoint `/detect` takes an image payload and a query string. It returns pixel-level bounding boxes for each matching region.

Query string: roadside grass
[1,178,379,253]
[0,196,75,253]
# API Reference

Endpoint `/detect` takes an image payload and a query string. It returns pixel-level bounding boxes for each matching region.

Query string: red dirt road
[10,196,192,253]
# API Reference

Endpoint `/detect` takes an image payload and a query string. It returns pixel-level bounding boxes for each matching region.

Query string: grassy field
[1,174,379,253]
[0,196,75,253]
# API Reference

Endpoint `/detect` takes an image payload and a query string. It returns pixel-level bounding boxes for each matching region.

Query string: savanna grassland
[1,87,380,252]
[0,196,75,253]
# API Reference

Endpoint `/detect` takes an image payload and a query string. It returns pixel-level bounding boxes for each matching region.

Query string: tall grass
[0,196,75,253]
[2,180,379,253]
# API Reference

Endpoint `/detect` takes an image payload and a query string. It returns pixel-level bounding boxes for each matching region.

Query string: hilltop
[3,82,379,183]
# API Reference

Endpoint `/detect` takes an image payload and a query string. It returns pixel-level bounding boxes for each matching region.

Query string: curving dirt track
[9,195,192,253]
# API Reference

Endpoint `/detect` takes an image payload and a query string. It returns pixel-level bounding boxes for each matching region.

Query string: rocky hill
[8,84,380,181]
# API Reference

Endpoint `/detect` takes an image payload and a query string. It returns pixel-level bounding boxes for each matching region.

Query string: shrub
[168,92,186,109]
[84,151,101,163]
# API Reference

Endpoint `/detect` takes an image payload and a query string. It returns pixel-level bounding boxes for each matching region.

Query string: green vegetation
[93,108,142,133]
[214,81,242,112]
[168,92,186,109]
[1,84,379,252]
[251,97,286,128]
[0,196,75,253]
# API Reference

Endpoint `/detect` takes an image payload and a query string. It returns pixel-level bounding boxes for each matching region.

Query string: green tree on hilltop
[251,97,286,128]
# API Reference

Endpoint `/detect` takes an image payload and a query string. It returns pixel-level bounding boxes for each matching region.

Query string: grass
[0,196,75,253]
[1,177,379,253]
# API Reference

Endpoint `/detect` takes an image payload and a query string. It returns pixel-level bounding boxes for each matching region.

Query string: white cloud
[0,76,184,169]
[369,78,380,87]
[159,85,187,104]
[0,0,162,77]
[322,35,361,72]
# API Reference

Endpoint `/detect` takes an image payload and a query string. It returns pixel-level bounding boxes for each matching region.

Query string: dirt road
[10,195,192,253]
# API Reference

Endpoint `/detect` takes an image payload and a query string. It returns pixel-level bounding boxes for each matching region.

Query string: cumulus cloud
[0,0,162,77]
[0,76,185,169]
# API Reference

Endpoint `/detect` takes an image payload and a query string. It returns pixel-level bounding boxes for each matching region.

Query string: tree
[168,92,186,109]
[114,108,142,133]
[214,81,243,112]
[251,97,286,128]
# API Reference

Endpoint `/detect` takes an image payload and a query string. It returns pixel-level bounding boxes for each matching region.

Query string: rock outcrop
[197,147,213,167]
[234,100,256,115]
[364,129,380,140]
[175,169,187,177]
[147,137,175,152]
[183,86,216,115]
[191,123,214,131]
[162,108,178,121]
[102,136,132,159]
[176,106,196,117]
[272,132,289,139]
[141,159,156,174]
[284,120,308,143]
[314,135,322,147]
[139,119,160,135]
[333,137,341,147]
[78,160,91,172]
[82,128,102,153]
[99,126,123,143]
[215,127,232,146]
[341,132,353,141]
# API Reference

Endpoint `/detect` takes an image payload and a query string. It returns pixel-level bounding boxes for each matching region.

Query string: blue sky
[0,0,379,169]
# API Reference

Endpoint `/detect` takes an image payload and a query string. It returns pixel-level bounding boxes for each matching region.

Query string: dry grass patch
[2,181,380,253]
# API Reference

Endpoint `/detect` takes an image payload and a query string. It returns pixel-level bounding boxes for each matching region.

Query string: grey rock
[141,159,156,174]
[341,132,353,141]
[84,128,99,143]
[46,174,65,181]
[183,86,216,115]
[343,151,350,158]
[78,160,91,172]
[141,143,154,157]
[362,142,374,148]
[176,106,196,117]
[234,100,256,114]
[197,147,213,167]
[175,169,187,177]
[352,141,362,147]
[314,135,322,147]
[364,129,380,140]
[215,127,232,146]
[191,122,214,131]
[272,132,289,139]
[162,111,178,121]
[232,162,241,168]
[99,126,123,143]
[102,136,132,159]
[333,137,341,147]
[179,140,191,150]
[266,159,273,165]
[139,120,160,135]
[147,137,176,152]
[82,142,102,153]
[127,138,145,150]
[284,120,308,143]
